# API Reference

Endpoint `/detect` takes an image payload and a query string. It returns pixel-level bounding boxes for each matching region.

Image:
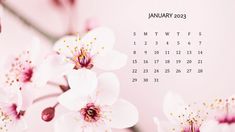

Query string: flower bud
[41,107,55,122]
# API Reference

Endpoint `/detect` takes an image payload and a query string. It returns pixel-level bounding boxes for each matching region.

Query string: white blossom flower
[53,27,127,72]
[0,86,26,132]
[154,92,208,132]
[200,95,235,132]
[0,37,71,110]
[54,70,138,132]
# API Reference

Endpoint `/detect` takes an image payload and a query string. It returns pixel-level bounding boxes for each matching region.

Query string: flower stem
[33,93,61,104]
[0,1,59,43]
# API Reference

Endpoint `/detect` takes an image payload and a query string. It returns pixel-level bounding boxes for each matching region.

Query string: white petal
[153,117,164,132]
[153,117,178,132]
[67,69,97,96]
[81,27,115,56]
[163,91,190,124]
[0,86,11,103]
[220,124,233,132]
[96,72,120,105]
[20,83,35,110]
[94,50,127,71]
[54,112,83,132]
[33,54,74,88]
[200,120,220,132]
[85,125,112,132]
[29,37,42,64]
[110,99,138,129]
[58,90,87,111]
[53,36,80,57]
[231,124,235,131]
[8,119,27,132]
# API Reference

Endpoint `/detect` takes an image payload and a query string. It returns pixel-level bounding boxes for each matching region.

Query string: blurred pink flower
[200,96,235,132]
[53,27,127,74]
[55,71,138,132]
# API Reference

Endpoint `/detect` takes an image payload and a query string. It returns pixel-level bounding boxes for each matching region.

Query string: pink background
[1,0,235,131]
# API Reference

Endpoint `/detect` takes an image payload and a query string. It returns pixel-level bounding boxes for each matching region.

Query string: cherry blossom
[54,70,138,132]
[154,92,208,132]
[0,86,26,132]
[53,27,127,73]
[200,95,235,132]
[0,37,72,110]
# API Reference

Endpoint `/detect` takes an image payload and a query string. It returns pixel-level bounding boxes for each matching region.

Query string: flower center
[21,67,33,83]
[80,103,100,122]
[182,120,200,132]
[218,101,235,125]
[73,48,93,70]
[218,115,235,124]
[10,104,24,119]
[5,51,34,86]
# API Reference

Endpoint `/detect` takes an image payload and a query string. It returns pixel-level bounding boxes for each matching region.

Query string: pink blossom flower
[53,27,127,73]
[0,86,26,132]
[154,92,208,132]
[200,96,235,132]
[54,70,138,132]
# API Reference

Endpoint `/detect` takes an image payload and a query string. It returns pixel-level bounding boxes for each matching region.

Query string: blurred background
[1,0,235,132]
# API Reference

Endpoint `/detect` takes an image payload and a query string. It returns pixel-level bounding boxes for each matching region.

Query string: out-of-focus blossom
[53,27,127,74]
[0,86,27,132]
[154,92,208,132]
[200,95,235,132]
[54,71,138,132]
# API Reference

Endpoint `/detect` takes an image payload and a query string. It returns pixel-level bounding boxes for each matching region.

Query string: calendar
[130,31,204,84]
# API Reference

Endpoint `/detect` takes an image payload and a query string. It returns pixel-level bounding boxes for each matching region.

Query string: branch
[128,125,142,132]
[33,93,61,103]
[0,1,59,42]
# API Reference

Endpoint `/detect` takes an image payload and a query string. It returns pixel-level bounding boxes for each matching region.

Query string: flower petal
[58,90,87,111]
[153,117,179,132]
[96,72,120,105]
[94,50,127,71]
[163,91,190,124]
[19,83,36,110]
[153,117,165,132]
[8,118,27,132]
[33,54,74,88]
[53,36,80,58]
[110,99,138,129]
[29,37,42,65]
[80,27,115,56]
[54,112,83,132]
[67,69,97,96]
[200,120,220,132]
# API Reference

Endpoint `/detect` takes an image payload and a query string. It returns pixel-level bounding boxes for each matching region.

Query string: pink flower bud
[41,107,55,122]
